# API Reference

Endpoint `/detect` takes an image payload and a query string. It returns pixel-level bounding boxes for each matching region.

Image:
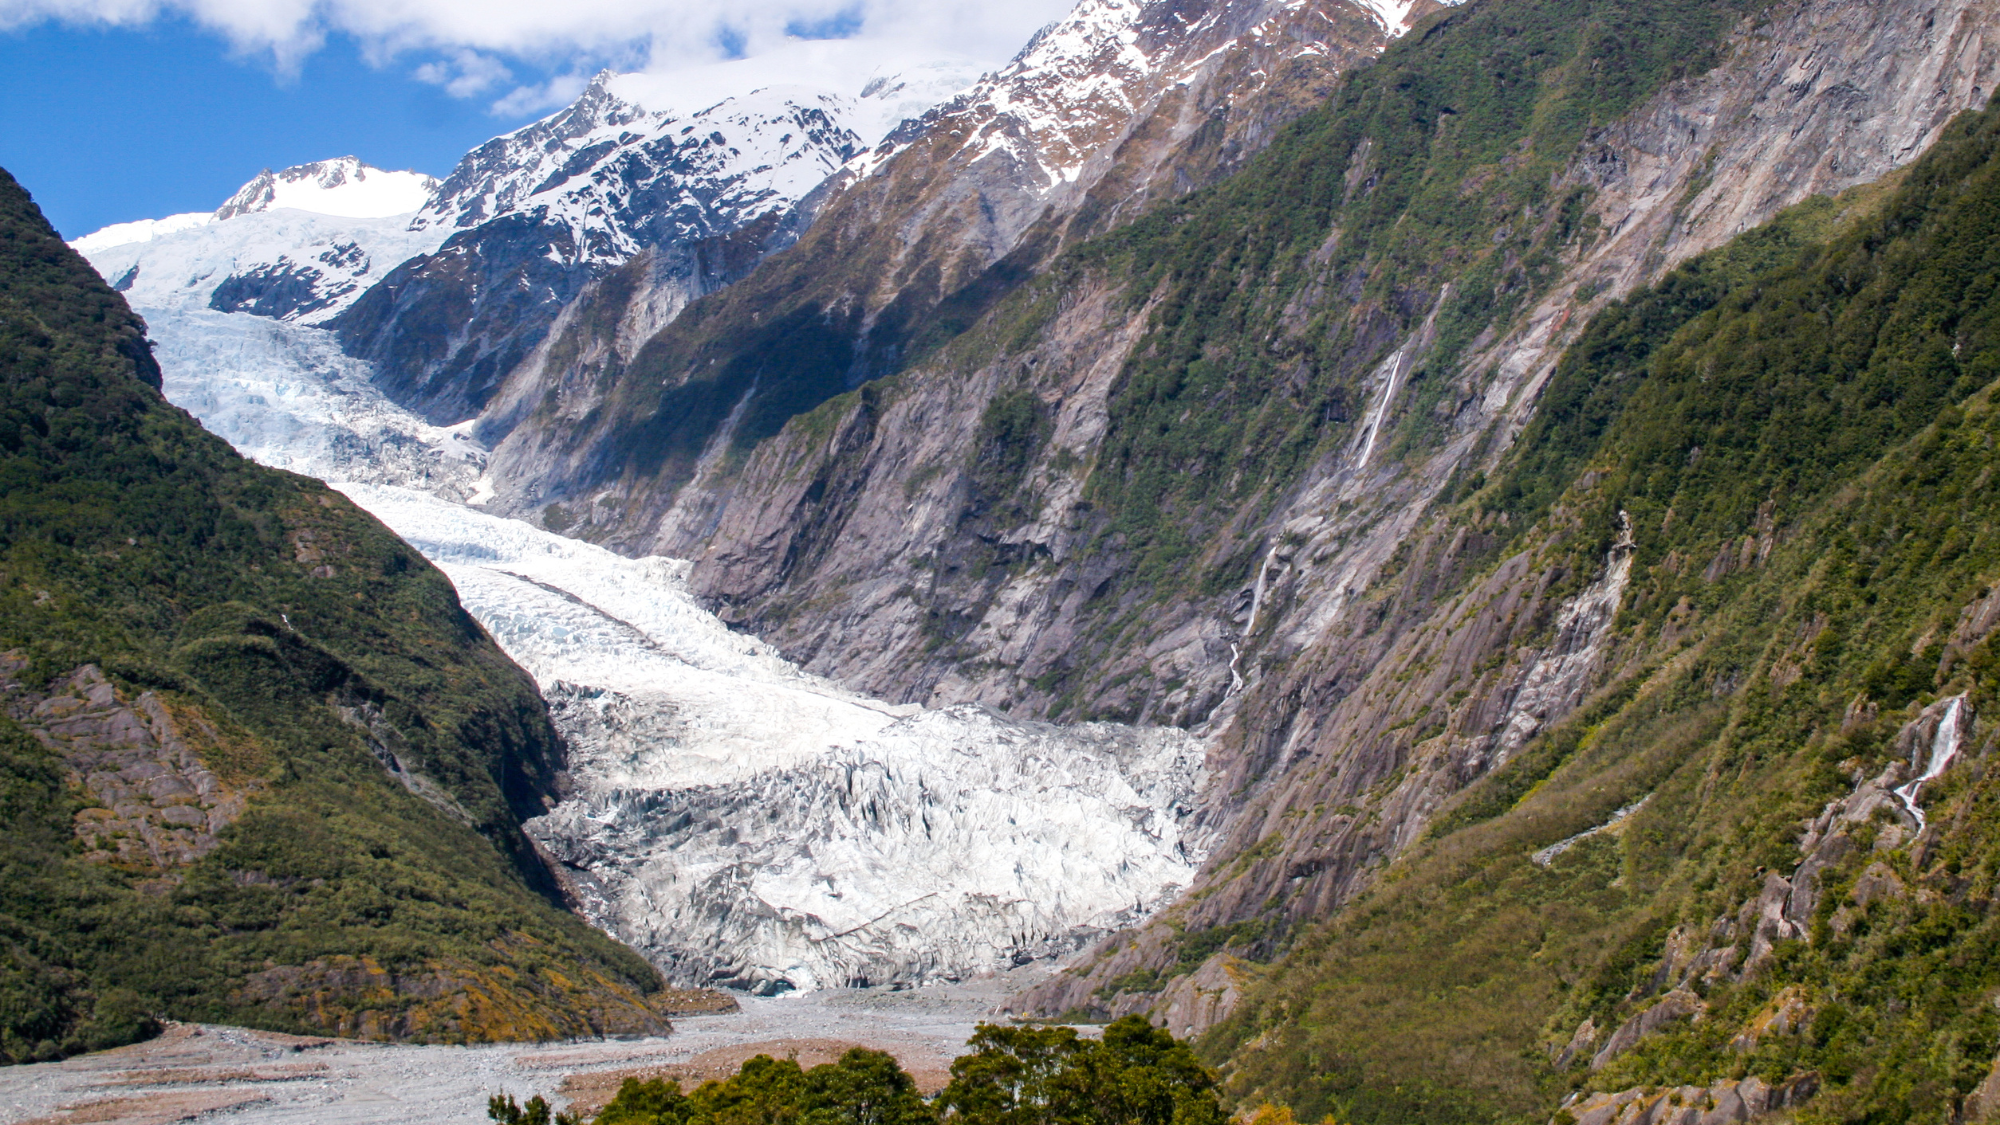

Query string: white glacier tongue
[337,484,1211,994]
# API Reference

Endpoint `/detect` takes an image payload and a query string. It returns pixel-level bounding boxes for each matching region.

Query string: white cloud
[488,71,590,117]
[0,0,1081,94]
[412,48,511,96]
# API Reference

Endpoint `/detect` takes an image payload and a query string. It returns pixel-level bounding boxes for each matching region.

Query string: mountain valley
[13,0,2000,1120]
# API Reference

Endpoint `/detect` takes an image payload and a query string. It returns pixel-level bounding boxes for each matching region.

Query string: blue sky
[0,20,554,239]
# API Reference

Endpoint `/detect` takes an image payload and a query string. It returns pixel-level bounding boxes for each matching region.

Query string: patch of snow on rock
[213,156,438,220]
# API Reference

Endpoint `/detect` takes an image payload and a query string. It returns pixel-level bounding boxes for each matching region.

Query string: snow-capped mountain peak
[74,158,448,328]
[213,157,438,221]
[408,62,977,269]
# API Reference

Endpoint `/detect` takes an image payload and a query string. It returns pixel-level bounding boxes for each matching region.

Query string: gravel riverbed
[0,970,1059,1125]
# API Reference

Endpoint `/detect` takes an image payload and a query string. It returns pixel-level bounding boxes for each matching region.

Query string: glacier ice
[342,483,1212,994]
[143,308,487,500]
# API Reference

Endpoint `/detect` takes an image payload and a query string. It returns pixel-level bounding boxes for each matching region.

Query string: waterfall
[1892,694,1967,833]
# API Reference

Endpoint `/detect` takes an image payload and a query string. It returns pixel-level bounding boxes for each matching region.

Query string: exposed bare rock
[1555,1018,1598,1071]
[0,657,252,868]
[1566,1074,1821,1125]
[1964,1051,2000,1122]
[1729,987,1814,1054]
[1150,954,1252,1040]
[1590,989,1707,1071]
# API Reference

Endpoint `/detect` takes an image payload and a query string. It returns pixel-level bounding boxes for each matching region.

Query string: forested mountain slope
[1195,92,2000,1125]
[966,0,2000,1052]
[0,168,675,1063]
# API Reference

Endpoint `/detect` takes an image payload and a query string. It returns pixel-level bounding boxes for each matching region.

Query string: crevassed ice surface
[123,277,1209,994]
[145,308,487,499]
[341,483,1210,993]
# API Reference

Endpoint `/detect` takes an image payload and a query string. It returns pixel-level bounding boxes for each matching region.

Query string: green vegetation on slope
[1205,101,2000,1125]
[0,167,669,1063]
[1070,0,1760,590]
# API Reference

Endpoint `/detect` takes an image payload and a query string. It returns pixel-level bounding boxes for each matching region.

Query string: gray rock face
[1566,1075,1821,1125]
[473,0,1420,534]
[1590,989,1707,1071]
[594,0,2000,1031]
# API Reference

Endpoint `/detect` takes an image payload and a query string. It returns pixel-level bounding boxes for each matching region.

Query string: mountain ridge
[0,166,680,1060]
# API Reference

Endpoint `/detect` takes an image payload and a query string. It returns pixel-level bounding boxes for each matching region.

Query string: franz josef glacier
[75,85,1212,996]
[352,483,1210,993]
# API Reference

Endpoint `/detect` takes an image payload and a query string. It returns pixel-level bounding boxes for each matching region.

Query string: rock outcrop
[0,659,250,868]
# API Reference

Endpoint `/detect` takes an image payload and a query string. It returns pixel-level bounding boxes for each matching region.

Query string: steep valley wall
[549,0,2000,1057]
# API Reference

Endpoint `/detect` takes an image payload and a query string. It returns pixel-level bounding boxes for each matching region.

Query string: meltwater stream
[134,303,1212,996]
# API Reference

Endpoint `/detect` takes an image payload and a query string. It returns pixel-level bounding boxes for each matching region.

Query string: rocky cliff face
[470,0,1437,532]
[486,0,2000,1042]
